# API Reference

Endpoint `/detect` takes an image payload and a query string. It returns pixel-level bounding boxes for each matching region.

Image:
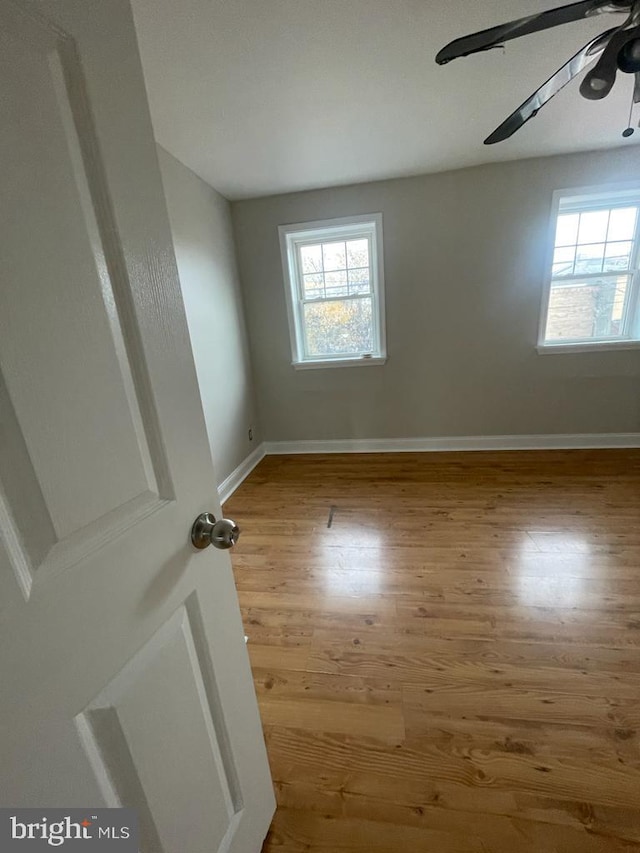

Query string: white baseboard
[218,443,265,504]
[263,433,640,455]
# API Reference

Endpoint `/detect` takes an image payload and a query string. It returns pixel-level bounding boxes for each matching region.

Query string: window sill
[292,356,387,370]
[537,340,640,354]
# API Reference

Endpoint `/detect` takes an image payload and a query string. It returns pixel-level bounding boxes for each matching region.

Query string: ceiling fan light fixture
[617,36,640,71]
[436,0,639,141]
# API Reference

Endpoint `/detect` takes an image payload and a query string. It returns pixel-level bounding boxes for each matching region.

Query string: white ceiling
[131,0,640,200]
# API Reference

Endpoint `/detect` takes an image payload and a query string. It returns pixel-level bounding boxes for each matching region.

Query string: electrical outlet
[248,427,253,442]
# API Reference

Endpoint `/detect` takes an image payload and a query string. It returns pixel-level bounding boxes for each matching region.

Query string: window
[279,214,386,368]
[539,186,640,351]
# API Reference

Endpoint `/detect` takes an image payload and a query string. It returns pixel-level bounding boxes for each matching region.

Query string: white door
[0,1,275,850]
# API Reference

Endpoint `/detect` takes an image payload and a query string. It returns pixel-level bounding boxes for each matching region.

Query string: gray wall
[158,147,260,484]
[232,147,640,442]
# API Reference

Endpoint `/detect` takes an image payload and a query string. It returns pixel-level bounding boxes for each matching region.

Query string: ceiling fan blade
[484,28,616,144]
[580,23,640,97]
[436,0,627,65]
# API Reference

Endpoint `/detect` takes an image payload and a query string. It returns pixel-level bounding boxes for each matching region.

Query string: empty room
[1,0,640,851]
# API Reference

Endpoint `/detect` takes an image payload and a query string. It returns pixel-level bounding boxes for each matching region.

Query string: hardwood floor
[225,450,640,852]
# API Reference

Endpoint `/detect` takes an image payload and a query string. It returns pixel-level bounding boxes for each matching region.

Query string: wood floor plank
[246,643,311,671]
[224,450,640,852]
[271,785,640,850]
[267,732,640,845]
[263,808,487,853]
[306,630,640,679]
[265,725,640,812]
[395,600,640,647]
[236,565,640,597]
[258,697,404,744]
[252,667,401,705]
[390,646,640,699]
[403,681,640,730]
[238,589,397,616]
[242,606,391,634]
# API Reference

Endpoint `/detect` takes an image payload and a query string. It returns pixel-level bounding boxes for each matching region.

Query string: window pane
[552,246,575,277]
[577,210,609,244]
[322,241,346,271]
[347,239,369,268]
[607,207,637,242]
[555,213,579,247]
[324,270,348,297]
[603,241,632,272]
[303,273,324,299]
[300,244,323,274]
[303,298,373,356]
[545,275,629,341]
[348,267,371,294]
[574,243,604,275]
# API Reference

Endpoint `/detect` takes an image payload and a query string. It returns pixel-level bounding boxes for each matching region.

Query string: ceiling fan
[436,0,640,144]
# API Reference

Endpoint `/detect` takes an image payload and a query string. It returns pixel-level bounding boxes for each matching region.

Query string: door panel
[0,1,275,850]
[0,3,172,596]
[77,600,242,853]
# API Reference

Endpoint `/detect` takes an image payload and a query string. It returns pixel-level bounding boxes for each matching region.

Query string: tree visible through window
[541,188,640,348]
[279,215,386,366]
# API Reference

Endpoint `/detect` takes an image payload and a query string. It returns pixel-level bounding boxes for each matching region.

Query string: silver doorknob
[191,512,240,550]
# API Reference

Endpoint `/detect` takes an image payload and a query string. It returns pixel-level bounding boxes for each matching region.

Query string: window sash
[546,273,637,342]
[551,270,634,283]
[294,234,374,302]
[541,188,640,347]
[300,293,376,359]
[300,292,373,306]
[558,198,640,215]
[300,295,376,360]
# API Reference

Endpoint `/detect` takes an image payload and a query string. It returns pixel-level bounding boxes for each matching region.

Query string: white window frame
[538,182,640,354]
[278,213,387,369]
